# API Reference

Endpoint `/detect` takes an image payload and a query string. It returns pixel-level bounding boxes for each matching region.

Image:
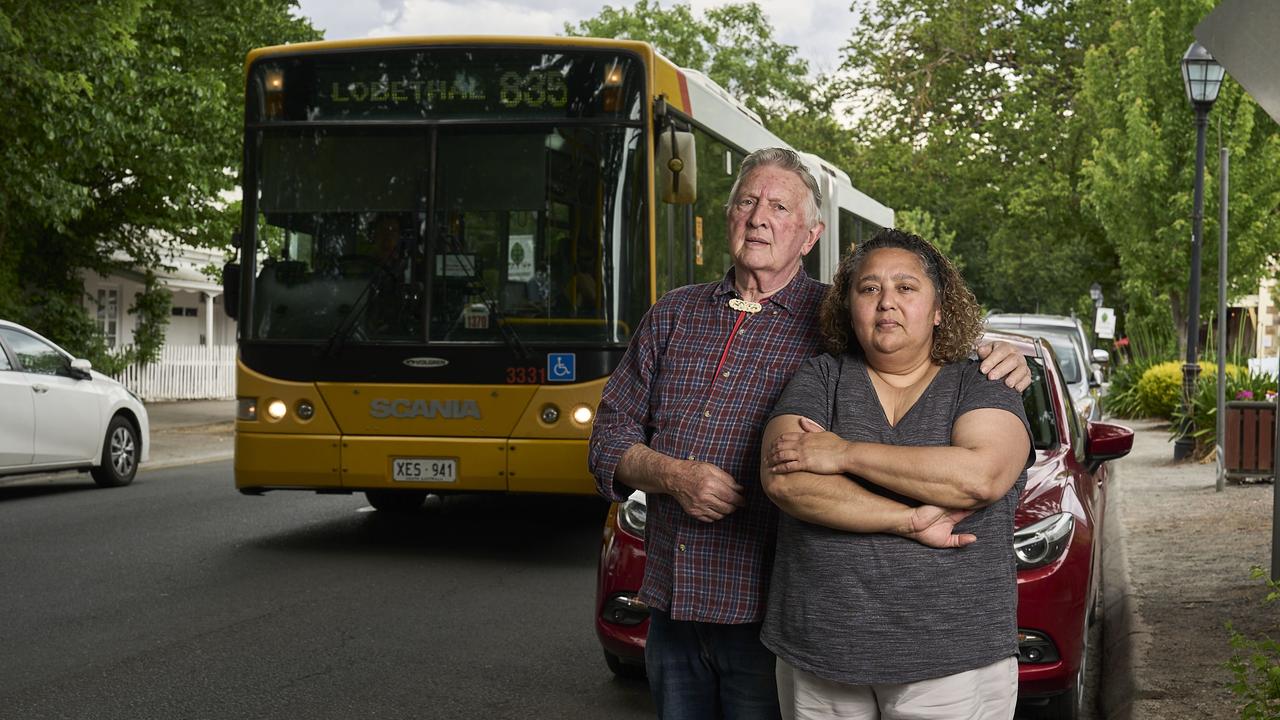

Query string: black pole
[1175,104,1209,461]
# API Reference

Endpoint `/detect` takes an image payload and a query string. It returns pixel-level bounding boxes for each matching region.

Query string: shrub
[1107,357,1160,418]
[1225,567,1280,719]
[1136,361,1220,419]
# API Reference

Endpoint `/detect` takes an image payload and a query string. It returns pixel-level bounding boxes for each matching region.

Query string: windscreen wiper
[321,254,407,357]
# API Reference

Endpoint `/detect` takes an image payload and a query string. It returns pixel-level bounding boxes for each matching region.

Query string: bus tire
[366,490,427,512]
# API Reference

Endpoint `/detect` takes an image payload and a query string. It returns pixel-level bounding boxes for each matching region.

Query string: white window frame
[95,286,121,347]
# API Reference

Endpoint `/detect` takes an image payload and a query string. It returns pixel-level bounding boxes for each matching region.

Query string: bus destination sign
[252,50,639,122]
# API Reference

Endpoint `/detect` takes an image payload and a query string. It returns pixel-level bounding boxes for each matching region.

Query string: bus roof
[245,35,662,71]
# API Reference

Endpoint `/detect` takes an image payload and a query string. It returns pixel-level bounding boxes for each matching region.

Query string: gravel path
[1103,418,1278,719]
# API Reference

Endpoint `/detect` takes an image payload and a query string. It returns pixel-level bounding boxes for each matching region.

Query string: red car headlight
[618,496,647,537]
[1013,513,1074,570]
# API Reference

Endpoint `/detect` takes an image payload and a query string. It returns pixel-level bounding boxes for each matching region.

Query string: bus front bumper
[234,433,595,495]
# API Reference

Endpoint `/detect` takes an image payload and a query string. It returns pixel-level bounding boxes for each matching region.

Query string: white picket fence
[115,345,237,401]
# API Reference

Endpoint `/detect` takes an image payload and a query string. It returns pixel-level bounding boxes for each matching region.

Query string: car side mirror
[69,358,93,380]
[1086,421,1133,471]
[223,262,241,320]
[1092,348,1110,365]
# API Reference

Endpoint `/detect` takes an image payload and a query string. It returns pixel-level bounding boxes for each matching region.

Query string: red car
[594,333,1134,719]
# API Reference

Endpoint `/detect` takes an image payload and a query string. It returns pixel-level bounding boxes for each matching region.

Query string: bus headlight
[1013,513,1074,570]
[572,404,594,425]
[265,399,288,421]
[237,398,258,421]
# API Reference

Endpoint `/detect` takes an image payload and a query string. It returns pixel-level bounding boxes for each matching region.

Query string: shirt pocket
[651,351,712,426]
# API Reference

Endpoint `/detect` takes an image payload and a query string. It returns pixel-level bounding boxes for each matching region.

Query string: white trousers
[776,656,1018,720]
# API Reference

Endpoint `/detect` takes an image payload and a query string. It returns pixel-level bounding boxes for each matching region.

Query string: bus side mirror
[223,262,241,320]
[658,130,697,204]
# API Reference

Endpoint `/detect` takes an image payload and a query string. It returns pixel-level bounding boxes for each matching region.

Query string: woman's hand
[767,417,850,475]
[901,505,976,548]
[976,341,1032,391]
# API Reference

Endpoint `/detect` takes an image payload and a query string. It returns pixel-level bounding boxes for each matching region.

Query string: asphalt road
[0,461,653,720]
[0,460,1103,720]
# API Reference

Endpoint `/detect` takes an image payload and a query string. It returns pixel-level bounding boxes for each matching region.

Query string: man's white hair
[724,147,823,228]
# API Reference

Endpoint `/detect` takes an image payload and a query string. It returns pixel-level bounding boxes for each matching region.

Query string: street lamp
[1089,282,1103,310]
[1174,42,1225,461]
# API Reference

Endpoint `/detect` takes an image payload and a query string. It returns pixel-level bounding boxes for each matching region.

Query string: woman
[759,228,1033,719]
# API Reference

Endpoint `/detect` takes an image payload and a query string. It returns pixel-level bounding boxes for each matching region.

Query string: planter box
[1224,400,1276,479]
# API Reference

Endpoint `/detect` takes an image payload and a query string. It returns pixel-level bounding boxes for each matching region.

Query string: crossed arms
[759,409,1030,547]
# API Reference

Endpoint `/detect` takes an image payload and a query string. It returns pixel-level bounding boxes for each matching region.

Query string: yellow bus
[222,36,893,511]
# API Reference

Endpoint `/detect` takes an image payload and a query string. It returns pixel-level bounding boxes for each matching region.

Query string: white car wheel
[91,416,138,487]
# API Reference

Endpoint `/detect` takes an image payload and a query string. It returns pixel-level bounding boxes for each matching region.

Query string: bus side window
[690,128,738,286]
[838,208,857,255]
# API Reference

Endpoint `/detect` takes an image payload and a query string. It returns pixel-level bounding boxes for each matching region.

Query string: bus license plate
[391,458,457,483]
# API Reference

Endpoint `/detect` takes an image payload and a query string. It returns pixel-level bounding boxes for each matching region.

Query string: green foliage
[565,0,812,124]
[1172,367,1277,458]
[1134,360,1219,419]
[0,0,318,359]
[1078,0,1280,350]
[128,272,172,365]
[1105,358,1156,418]
[1225,567,1280,719]
[895,208,962,272]
[838,0,1119,317]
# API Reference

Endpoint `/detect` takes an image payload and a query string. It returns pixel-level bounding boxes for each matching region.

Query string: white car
[0,320,149,486]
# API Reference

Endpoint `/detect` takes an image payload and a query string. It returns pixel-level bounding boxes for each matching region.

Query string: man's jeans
[645,608,782,720]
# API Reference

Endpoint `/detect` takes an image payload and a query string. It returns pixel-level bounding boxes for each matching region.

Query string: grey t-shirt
[761,353,1033,685]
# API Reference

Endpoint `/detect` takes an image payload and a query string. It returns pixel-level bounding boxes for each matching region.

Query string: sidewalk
[142,399,236,470]
[1101,418,1277,720]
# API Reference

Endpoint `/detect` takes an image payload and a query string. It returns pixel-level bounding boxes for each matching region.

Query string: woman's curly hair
[818,228,983,364]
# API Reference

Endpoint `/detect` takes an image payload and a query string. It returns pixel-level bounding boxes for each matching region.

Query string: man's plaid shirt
[589,269,827,624]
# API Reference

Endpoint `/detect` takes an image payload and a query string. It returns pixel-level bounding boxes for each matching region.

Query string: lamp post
[1089,282,1103,310]
[1174,42,1225,461]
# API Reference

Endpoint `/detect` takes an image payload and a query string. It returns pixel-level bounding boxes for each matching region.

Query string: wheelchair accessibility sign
[547,353,576,382]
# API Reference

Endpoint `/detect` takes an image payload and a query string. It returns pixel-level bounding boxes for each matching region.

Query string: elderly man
[588,147,1029,719]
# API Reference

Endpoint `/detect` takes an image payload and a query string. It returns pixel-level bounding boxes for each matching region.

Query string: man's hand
[901,505,976,548]
[766,417,848,475]
[666,460,746,523]
[976,341,1031,391]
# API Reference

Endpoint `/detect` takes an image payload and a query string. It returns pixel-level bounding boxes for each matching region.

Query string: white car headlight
[1013,513,1074,570]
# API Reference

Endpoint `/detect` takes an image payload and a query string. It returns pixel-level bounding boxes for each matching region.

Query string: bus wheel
[366,490,427,512]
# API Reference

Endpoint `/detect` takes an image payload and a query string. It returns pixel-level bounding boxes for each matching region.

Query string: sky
[292,0,860,76]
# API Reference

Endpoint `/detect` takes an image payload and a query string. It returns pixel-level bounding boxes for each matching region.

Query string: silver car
[0,320,150,486]
[986,314,1105,422]
[986,313,1110,376]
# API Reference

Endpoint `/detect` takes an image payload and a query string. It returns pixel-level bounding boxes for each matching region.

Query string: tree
[0,0,319,369]
[565,0,814,125]
[1078,0,1280,351]
[837,0,1121,317]
[895,207,961,271]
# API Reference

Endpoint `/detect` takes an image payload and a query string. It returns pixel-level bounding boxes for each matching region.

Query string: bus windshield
[244,48,647,346]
